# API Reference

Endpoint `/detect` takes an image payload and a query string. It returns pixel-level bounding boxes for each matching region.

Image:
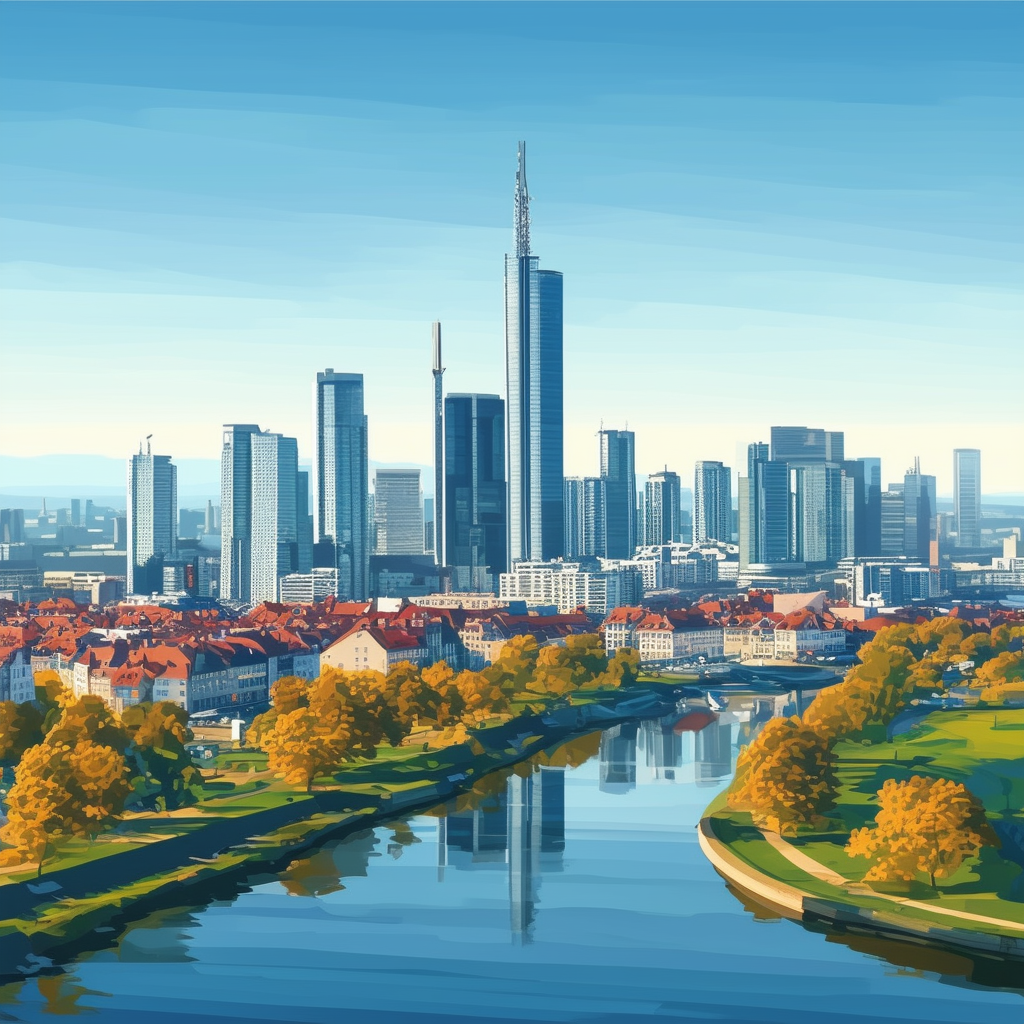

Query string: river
[2,698,1022,1023]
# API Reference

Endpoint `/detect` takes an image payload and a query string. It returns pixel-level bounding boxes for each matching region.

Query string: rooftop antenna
[146,434,153,456]
[514,141,530,258]
[431,323,445,568]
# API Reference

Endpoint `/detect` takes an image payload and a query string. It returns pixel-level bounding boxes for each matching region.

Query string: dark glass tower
[314,370,369,600]
[600,428,636,558]
[505,141,564,563]
[445,393,507,583]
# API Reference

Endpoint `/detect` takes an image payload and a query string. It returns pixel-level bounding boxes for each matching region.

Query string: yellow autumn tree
[728,716,837,834]
[976,651,1024,702]
[846,775,998,888]
[0,738,130,869]
[257,697,355,790]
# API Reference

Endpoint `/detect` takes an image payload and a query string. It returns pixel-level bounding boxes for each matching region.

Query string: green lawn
[708,707,1024,938]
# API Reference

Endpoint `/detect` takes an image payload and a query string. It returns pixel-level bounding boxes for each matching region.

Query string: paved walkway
[759,828,1024,934]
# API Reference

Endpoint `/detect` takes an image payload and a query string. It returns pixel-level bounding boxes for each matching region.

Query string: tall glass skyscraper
[127,446,177,595]
[250,431,302,604]
[374,469,423,555]
[903,458,937,561]
[220,424,260,602]
[600,428,636,558]
[505,142,564,563]
[445,393,507,583]
[314,370,369,601]
[644,470,682,545]
[954,448,982,548]
[693,461,732,544]
[221,426,311,604]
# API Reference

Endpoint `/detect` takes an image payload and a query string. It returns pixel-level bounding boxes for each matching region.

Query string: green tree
[121,701,199,810]
[0,700,45,766]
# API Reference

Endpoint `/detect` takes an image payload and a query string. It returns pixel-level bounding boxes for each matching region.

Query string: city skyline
[1,4,1021,494]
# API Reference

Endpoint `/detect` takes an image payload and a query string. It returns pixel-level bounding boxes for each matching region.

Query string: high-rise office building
[221,427,311,604]
[790,462,845,563]
[770,426,845,463]
[563,478,584,558]
[880,486,905,557]
[740,443,792,568]
[903,458,936,562]
[127,445,177,595]
[220,424,261,602]
[693,462,732,544]
[0,509,25,544]
[841,457,882,556]
[954,448,981,548]
[445,394,507,583]
[374,469,424,556]
[564,477,607,558]
[505,141,564,563]
[314,370,369,601]
[250,431,302,604]
[600,429,636,558]
[431,321,445,566]
[644,470,682,546]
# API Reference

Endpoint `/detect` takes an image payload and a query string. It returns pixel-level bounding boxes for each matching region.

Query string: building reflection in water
[436,764,566,944]
[599,722,639,793]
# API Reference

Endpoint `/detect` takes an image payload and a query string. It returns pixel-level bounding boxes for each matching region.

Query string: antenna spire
[514,140,530,257]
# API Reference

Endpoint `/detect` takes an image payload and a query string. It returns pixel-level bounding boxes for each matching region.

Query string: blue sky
[1,2,1021,494]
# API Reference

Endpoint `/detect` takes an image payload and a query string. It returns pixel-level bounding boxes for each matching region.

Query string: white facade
[127,451,177,595]
[499,560,641,616]
[320,628,427,675]
[0,647,34,703]
[279,567,339,604]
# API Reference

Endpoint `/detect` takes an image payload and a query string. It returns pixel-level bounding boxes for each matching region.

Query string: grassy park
[706,706,1024,939]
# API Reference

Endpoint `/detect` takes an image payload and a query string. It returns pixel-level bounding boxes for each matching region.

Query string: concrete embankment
[0,688,678,975]
[698,816,1024,961]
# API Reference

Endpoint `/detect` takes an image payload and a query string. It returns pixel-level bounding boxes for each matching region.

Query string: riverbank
[0,685,680,976]
[700,707,1024,961]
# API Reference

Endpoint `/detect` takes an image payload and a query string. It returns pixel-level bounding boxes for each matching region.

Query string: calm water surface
[2,702,1022,1023]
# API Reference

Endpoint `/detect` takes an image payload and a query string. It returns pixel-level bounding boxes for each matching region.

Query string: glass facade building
[127,450,177,595]
[644,470,682,545]
[954,448,982,548]
[693,461,731,544]
[445,393,507,582]
[599,429,636,558]
[315,370,369,601]
[505,143,564,563]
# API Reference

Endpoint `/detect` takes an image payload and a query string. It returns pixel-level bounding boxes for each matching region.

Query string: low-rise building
[320,626,428,675]
[499,561,642,616]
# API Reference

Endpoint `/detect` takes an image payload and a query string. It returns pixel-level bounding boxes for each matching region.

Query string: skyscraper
[693,461,732,544]
[770,426,845,463]
[903,458,936,561]
[127,444,177,595]
[220,424,260,602]
[431,321,445,566]
[250,431,302,604]
[954,448,982,548]
[842,457,882,556]
[314,370,369,601]
[505,141,564,563]
[600,429,636,558]
[445,393,507,584]
[374,469,424,555]
[644,470,682,545]
[880,486,906,556]
[221,426,311,604]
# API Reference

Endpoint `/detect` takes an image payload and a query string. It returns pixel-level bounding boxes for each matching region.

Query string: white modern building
[499,560,642,616]
[127,447,177,595]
